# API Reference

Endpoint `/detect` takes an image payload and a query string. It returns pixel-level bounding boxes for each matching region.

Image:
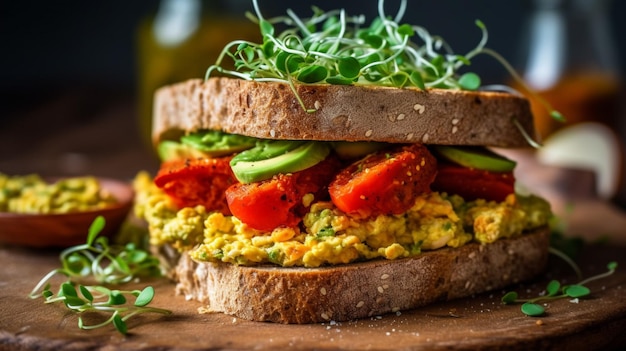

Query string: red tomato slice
[225,174,300,231]
[328,144,437,218]
[225,156,341,231]
[154,157,237,214]
[431,163,515,202]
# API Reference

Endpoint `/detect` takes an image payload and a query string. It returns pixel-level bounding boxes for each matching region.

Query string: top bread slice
[153,77,538,147]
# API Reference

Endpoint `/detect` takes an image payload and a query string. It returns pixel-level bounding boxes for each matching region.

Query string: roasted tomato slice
[226,173,300,231]
[431,163,515,202]
[154,157,237,214]
[225,156,341,231]
[328,144,438,218]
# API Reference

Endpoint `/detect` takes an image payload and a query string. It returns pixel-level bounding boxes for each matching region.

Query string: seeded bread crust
[173,226,550,324]
[153,77,538,147]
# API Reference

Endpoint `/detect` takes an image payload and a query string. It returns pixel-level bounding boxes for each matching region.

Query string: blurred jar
[514,0,626,207]
[136,0,259,148]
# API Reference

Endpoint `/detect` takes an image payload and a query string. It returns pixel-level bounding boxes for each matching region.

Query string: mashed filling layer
[133,172,552,268]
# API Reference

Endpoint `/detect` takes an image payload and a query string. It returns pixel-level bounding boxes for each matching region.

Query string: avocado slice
[230,141,330,183]
[181,130,256,156]
[433,146,516,172]
[231,140,306,162]
[158,130,258,161]
[157,140,208,161]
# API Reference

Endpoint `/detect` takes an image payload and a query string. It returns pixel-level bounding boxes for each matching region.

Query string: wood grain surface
[1,236,625,351]
[2,80,625,351]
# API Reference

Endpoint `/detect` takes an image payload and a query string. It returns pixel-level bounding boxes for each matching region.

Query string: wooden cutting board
[1,239,625,351]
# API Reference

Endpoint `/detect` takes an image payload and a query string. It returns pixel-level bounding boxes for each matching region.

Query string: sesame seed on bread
[152,77,538,147]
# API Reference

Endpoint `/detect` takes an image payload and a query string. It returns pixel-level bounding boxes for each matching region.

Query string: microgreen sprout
[501,261,618,317]
[40,282,170,334]
[206,0,490,111]
[30,215,162,293]
[29,216,170,334]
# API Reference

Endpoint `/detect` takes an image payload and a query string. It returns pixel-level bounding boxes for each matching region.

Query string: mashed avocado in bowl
[0,173,134,248]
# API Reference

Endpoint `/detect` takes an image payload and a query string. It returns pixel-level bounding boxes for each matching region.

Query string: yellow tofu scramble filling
[133,172,552,268]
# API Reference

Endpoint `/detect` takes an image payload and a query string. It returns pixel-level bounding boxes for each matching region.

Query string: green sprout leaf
[241,46,255,62]
[501,291,518,304]
[326,76,355,85]
[286,55,305,74]
[135,286,155,307]
[397,23,414,37]
[275,51,290,73]
[112,314,128,335]
[563,285,590,298]
[65,253,91,276]
[63,296,87,308]
[458,72,481,90]
[109,290,127,305]
[236,42,249,51]
[297,65,328,83]
[61,282,78,297]
[550,110,566,122]
[79,285,94,302]
[42,290,54,299]
[259,19,274,37]
[502,255,617,317]
[125,248,148,264]
[521,302,545,317]
[546,280,561,296]
[262,40,274,57]
[361,33,383,48]
[455,55,471,66]
[337,57,360,79]
[409,71,426,90]
[86,215,105,246]
[390,72,409,87]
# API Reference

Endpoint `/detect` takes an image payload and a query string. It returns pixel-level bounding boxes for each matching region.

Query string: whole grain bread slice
[174,226,549,324]
[153,77,538,147]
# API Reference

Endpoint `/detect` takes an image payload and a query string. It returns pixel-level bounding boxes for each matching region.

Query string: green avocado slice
[158,130,257,161]
[230,141,330,183]
[433,146,516,172]
[230,140,306,162]
[181,130,256,156]
[157,141,208,161]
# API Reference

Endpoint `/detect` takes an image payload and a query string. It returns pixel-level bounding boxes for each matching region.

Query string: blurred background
[1,0,625,207]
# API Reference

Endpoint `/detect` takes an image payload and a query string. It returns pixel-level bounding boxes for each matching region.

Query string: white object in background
[154,0,201,47]
[537,122,621,199]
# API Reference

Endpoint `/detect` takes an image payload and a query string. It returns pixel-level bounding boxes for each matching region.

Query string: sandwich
[133,0,553,324]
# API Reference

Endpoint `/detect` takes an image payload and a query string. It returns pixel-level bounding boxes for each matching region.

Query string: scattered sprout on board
[502,259,618,317]
[40,282,170,335]
[29,216,170,334]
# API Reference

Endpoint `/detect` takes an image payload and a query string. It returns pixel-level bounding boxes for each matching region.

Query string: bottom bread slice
[174,227,550,324]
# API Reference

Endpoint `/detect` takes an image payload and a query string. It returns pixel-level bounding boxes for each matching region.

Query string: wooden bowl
[0,178,134,248]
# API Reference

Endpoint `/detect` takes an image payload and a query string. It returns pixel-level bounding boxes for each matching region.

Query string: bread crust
[174,226,550,324]
[153,77,538,147]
